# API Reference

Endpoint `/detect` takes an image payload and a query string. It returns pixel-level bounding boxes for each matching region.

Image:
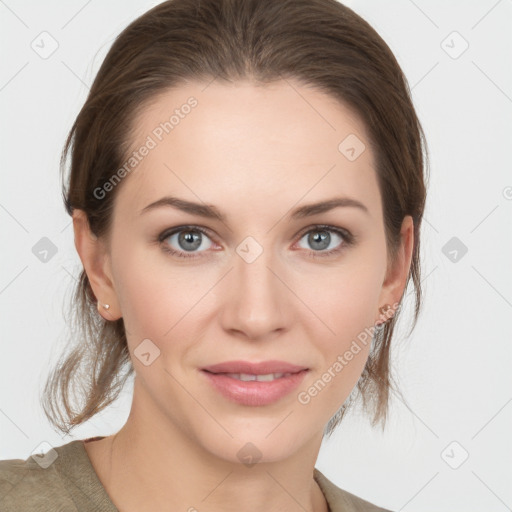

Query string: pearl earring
[101,303,110,310]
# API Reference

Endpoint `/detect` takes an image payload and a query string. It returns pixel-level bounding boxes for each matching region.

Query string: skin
[73,78,414,512]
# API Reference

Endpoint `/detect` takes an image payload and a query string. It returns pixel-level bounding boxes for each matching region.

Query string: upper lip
[201,360,308,375]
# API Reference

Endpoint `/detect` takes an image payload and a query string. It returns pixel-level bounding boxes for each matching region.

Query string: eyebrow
[140,195,369,221]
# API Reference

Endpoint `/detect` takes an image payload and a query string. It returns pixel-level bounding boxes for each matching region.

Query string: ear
[72,209,121,321]
[376,215,415,324]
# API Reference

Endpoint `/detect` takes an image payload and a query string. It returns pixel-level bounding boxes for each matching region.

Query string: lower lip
[201,370,309,406]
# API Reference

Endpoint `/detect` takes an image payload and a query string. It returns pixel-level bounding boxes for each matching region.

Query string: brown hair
[41,0,429,436]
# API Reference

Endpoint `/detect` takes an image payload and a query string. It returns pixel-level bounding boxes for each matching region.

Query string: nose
[218,241,291,341]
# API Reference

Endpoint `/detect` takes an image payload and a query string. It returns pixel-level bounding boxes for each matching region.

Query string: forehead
[115,79,381,222]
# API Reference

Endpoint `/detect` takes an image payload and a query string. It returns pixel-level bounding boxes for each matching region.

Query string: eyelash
[157,224,356,260]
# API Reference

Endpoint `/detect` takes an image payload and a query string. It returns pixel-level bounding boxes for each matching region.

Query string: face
[80,79,411,464]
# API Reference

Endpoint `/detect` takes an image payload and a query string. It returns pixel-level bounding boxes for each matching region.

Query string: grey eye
[165,229,213,253]
[297,229,344,252]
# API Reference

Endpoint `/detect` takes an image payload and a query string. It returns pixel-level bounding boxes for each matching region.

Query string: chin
[197,420,312,466]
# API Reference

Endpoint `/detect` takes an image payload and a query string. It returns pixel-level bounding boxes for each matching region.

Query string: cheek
[302,256,385,344]
[110,242,217,357]
[296,245,385,404]
[110,241,175,337]
[296,275,377,420]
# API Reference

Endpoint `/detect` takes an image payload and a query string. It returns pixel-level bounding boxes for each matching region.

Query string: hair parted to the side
[41,0,429,437]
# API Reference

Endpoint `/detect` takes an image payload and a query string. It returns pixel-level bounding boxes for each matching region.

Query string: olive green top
[0,438,392,511]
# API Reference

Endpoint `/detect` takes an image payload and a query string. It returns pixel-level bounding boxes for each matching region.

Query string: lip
[201,360,308,375]
[200,360,309,406]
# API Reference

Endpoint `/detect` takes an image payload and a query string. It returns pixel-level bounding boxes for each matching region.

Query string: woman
[0,0,428,510]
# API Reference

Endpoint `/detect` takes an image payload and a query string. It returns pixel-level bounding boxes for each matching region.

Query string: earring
[375,303,392,328]
[379,304,392,316]
[101,303,110,310]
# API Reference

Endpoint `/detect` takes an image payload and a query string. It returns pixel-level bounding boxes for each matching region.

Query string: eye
[158,226,215,259]
[295,225,355,258]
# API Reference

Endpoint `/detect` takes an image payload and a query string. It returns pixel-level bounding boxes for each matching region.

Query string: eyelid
[157,224,215,243]
[295,223,353,240]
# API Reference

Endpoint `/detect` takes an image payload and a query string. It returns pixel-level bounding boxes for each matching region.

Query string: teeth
[225,372,289,382]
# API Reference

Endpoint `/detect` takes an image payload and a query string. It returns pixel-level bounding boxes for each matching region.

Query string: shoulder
[0,439,116,512]
[1,438,117,512]
[0,444,77,512]
[314,468,393,512]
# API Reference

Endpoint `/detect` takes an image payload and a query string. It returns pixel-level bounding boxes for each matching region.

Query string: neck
[85,383,329,512]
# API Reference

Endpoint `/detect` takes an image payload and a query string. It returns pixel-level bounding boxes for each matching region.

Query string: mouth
[200,360,309,406]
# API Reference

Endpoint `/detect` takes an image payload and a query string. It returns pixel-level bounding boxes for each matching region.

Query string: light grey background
[1,1,511,510]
